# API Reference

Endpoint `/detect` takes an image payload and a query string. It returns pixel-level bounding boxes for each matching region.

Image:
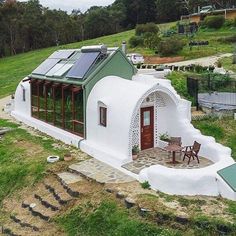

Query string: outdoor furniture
[165,144,183,164]
[168,137,182,146]
[168,137,182,157]
[183,141,201,165]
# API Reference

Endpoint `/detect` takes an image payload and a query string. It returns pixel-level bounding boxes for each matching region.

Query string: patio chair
[183,141,201,165]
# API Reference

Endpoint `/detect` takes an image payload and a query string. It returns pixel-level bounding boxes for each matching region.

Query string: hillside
[0,22,235,98]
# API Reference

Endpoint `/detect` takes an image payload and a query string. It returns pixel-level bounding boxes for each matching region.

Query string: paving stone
[122,147,213,174]
[69,159,135,184]
[57,172,83,185]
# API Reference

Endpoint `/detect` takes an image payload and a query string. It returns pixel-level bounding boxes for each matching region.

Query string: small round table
[164,144,182,164]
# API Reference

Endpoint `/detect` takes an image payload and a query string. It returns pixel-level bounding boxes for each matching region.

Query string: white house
[12,45,236,200]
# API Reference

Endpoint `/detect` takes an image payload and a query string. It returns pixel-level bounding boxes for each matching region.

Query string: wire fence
[187,74,236,111]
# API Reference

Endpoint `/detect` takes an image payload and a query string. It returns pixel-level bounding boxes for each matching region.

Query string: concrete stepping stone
[57,172,83,185]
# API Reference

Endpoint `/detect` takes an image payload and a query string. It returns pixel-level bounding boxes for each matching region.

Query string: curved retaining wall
[139,100,235,200]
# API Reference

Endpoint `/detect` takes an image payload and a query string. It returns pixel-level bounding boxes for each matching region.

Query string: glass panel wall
[30,80,84,137]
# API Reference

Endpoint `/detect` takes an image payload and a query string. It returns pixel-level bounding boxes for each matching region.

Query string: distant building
[181,7,236,23]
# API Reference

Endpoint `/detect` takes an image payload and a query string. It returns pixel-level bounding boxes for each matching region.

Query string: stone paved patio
[69,159,135,184]
[122,148,214,174]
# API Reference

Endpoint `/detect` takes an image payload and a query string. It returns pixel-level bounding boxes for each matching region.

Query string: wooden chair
[183,141,201,165]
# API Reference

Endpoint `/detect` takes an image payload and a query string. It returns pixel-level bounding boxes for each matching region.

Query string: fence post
[196,79,199,111]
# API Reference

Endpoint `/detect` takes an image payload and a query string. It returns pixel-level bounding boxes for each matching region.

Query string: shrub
[234,17,236,27]
[141,181,151,189]
[159,132,170,142]
[203,15,225,29]
[135,22,159,36]
[143,32,161,50]
[132,145,140,155]
[157,38,185,56]
[129,36,144,48]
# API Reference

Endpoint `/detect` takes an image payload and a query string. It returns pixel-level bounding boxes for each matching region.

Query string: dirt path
[0,96,12,120]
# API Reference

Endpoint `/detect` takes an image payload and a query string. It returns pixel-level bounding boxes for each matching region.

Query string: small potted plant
[64,152,73,162]
[132,145,140,160]
[158,132,170,148]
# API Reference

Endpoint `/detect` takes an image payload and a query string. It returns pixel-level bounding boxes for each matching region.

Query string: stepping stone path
[69,158,135,184]
[57,172,83,185]
[1,175,82,236]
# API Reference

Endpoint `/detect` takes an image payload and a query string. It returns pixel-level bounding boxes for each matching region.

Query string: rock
[0,128,11,135]
[105,188,114,193]
[156,212,173,224]
[116,192,126,199]
[216,224,233,234]
[30,203,37,208]
[138,207,152,217]
[124,197,135,209]
[175,214,190,225]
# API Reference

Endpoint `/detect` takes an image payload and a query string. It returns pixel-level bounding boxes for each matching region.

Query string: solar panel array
[32,59,61,75]
[48,50,75,59]
[54,63,74,77]
[46,62,65,77]
[66,52,100,80]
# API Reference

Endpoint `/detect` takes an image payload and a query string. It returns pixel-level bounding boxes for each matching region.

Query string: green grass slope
[0,22,235,98]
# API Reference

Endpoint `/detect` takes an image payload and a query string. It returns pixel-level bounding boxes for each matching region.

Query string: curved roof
[84,75,180,165]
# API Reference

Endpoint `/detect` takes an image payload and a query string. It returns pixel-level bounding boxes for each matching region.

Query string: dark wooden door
[140,106,154,150]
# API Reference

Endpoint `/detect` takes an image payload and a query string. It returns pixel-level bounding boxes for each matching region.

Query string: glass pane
[143,111,150,126]
[74,122,84,137]
[74,91,83,122]
[54,86,62,128]
[100,107,106,126]
[64,88,73,131]
[46,86,53,124]
[38,83,46,121]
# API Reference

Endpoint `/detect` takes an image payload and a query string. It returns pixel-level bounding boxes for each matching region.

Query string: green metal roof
[30,47,119,85]
[218,163,236,192]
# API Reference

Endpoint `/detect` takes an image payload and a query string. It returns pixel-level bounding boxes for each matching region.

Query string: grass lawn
[56,200,179,236]
[0,119,77,205]
[178,27,235,60]
[192,117,236,160]
[219,56,236,73]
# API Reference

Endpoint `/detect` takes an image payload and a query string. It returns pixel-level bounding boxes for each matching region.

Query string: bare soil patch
[144,56,184,64]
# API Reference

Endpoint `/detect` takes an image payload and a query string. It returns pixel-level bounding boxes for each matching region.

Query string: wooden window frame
[99,107,107,127]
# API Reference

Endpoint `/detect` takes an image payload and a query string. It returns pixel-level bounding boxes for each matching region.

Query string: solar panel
[32,59,60,75]
[46,62,66,76]
[67,52,100,80]
[54,63,74,77]
[49,50,75,59]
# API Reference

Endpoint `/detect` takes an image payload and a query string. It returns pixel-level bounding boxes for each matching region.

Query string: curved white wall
[13,78,31,116]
